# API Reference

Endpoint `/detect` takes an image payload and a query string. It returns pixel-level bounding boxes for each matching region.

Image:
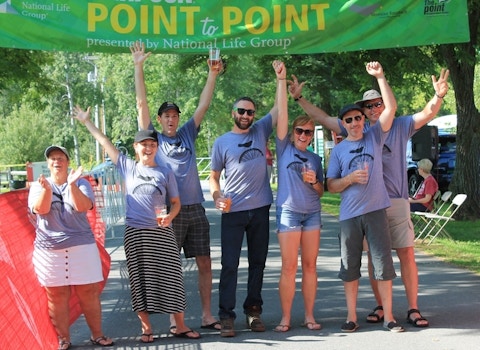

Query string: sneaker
[341,321,359,332]
[220,318,235,337]
[384,321,405,333]
[245,306,266,332]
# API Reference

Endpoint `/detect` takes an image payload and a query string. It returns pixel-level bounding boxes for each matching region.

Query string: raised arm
[366,61,396,132]
[288,74,342,134]
[192,59,223,128]
[73,106,120,164]
[412,68,450,130]
[130,41,152,130]
[274,60,288,140]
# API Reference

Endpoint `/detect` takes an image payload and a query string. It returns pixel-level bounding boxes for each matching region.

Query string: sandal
[173,329,201,339]
[57,338,71,350]
[274,324,291,332]
[384,321,405,333]
[303,321,322,330]
[407,308,429,327]
[366,305,384,323]
[140,333,154,343]
[90,335,114,346]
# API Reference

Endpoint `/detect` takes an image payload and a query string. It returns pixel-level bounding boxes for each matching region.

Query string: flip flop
[200,321,221,330]
[140,333,154,343]
[274,324,291,332]
[302,321,322,330]
[169,326,176,335]
[173,329,201,339]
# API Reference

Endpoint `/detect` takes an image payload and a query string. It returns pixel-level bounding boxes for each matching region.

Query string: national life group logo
[424,0,451,16]
[0,0,18,15]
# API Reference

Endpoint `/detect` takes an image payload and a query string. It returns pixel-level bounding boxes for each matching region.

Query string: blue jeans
[218,205,271,320]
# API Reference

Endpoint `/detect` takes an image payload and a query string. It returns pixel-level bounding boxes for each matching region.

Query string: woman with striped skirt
[75,106,200,342]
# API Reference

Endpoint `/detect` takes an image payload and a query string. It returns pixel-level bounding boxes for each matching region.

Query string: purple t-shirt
[211,113,273,212]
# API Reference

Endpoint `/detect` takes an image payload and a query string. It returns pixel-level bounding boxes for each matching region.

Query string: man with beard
[209,61,285,337]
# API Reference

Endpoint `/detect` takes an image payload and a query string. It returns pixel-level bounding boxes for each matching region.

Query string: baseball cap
[354,89,382,105]
[338,104,364,119]
[44,145,70,160]
[157,102,181,115]
[134,129,158,143]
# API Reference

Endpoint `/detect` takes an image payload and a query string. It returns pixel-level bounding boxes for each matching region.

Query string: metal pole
[85,56,101,164]
[65,66,81,166]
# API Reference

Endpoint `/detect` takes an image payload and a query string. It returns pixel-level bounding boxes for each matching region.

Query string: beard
[234,116,253,130]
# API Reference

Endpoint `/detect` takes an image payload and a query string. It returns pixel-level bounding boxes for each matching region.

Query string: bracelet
[311,180,318,185]
[278,78,286,80]
[435,92,446,99]
[294,95,303,102]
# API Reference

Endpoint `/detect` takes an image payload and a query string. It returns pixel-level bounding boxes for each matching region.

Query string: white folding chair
[413,191,452,238]
[420,194,467,245]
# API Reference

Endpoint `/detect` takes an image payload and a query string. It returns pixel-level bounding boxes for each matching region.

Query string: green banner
[0,0,470,54]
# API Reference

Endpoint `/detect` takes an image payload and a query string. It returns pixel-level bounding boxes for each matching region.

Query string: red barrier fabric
[0,176,110,350]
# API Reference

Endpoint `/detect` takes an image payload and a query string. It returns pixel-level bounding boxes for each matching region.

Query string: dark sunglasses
[365,101,383,109]
[294,127,314,137]
[234,107,255,116]
[344,115,363,124]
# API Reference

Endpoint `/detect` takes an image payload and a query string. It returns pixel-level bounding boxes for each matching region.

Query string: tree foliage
[0,0,478,218]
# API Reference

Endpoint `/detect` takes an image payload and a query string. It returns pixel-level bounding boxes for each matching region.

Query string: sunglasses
[365,101,383,109]
[234,107,255,116]
[294,127,314,137]
[344,115,363,124]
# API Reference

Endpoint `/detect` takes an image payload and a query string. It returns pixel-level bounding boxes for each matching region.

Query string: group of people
[28,41,449,349]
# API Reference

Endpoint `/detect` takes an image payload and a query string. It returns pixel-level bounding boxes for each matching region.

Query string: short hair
[232,96,256,110]
[290,115,315,143]
[418,158,433,173]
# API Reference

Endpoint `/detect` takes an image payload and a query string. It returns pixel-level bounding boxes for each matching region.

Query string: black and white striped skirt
[124,225,186,314]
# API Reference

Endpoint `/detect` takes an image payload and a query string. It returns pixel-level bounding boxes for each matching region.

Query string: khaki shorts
[386,198,415,249]
[363,198,414,251]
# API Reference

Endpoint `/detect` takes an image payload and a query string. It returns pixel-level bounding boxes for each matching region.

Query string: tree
[433,0,480,219]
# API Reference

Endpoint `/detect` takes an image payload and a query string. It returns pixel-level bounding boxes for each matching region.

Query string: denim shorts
[276,207,322,233]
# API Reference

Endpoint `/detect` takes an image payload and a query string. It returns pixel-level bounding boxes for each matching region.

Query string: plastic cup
[209,48,220,68]
[223,193,232,213]
[155,205,167,226]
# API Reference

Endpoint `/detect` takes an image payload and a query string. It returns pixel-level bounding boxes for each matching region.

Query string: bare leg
[277,230,301,328]
[196,255,219,327]
[45,286,71,342]
[367,252,384,320]
[377,280,394,322]
[397,247,428,326]
[343,280,359,323]
[173,312,200,338]
[300,229,321,327]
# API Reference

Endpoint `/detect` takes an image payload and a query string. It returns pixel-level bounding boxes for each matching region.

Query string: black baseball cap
[134,130,158,143]
[338,104,364,119]
[157,102,181,115]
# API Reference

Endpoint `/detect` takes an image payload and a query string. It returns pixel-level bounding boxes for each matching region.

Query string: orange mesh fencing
[0,176,111,350]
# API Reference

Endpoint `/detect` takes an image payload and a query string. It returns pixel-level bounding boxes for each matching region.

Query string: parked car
[407,115,457,195]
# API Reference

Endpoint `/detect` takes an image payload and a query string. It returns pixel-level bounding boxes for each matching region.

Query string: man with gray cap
[130,41,223,332]
[290,66,449,328]
[326,61,404,333]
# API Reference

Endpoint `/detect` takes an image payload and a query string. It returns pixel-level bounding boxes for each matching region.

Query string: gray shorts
[338,209,397,282]
[386,198,415,249]
[172,204,210,258]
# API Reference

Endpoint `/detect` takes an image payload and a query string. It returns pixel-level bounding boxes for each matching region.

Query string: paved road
[70,184,480,349]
